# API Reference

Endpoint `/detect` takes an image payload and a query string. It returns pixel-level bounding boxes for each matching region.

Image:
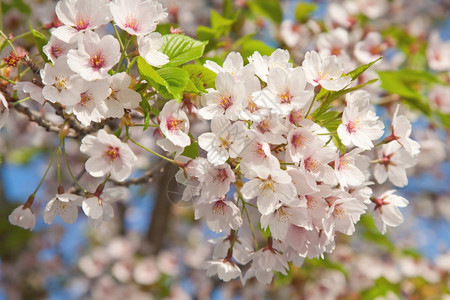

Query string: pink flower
[80,129,137,182]
[8,205,36,230]
[67,30,120,81]
[372,190,408,234]
[110,0,167,36]
[53,0,111,43]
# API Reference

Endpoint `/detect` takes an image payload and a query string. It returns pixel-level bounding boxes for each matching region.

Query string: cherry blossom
[53,0,111,43]
[389,105,420,156]
[8,205,36,230]
[80,129,137,182]
[110,0,167,36]
[0,92,9,129]
[337,90,385,150]
[302,51,352,91]
[159,99,190,148]
[373,142,416,187]
[97,73,142,118]
[194,198,243,233]
[67,30,120,81]
[137,32,169,68]
[371,190,409,234]
[43,193,83,224]
[204,259,243,282]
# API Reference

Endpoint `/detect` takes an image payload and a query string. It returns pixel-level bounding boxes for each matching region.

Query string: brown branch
[12,103,78,137]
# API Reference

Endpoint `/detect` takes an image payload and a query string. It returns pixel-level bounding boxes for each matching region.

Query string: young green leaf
[247,0,283,24]
[295,2,317,23]
[160,34,208,67]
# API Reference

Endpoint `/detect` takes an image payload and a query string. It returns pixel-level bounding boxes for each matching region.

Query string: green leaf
[155,23,178,35]
[223,0,234,19]
[295,2,317,23]
[181,140,198,159]
[157,67,190,100]
[346,57,382,80]
[377,70,432,116]
[211,9,235,32]
[160,34,208,67]
[247,0,283,24]
[30,27,49,63]
[436,111,450,128]
[241,40,275,61]
[182,64,217,89]
[137,57,190,100]
[313,79,378,118]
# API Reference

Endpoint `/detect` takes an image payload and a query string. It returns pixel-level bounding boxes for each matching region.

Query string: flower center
[261,179,276,194]
[338,156,350,171]
[279,89,293,104]
[291,133,306,149]
[331,47,341,56]
[333,204,346,219]
[104,146,120,161]
[214,168,229,183]
[124,14,139,32]
[257,118,272,133]
[51,45,63,58]
[276,206,291,222]
[90,52,105,69]
[166,116,184,131]
[346,119,361,133]
[219,95,233,110]
[74,15,90,30]
[255,143,267,158]
[80,92,92,106]
[246,98,258,113]
[304,157,320,173]
[306,195,318,209]
[212,201,226,215]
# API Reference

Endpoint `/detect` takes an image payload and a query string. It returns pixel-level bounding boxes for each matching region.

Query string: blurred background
[1,0,450,299]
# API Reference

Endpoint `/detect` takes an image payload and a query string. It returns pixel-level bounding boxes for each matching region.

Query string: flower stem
[62,139,87,193]
[126,127,177,165]
[31,142,61,196]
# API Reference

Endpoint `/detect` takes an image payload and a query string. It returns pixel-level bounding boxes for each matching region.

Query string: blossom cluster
[170,50,420,284]
[1,0,424,286]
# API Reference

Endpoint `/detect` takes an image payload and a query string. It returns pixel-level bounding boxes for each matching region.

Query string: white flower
[201,163,235,201]
[239,131,280,178]
[43,35,76,63]
[373,142,416,187]
[66,78,110,126]
[13,82,45,105]
[82,187,128,226]
[248,49,292,82]
[337,90,384,150]
[316,28,349,58]
[204,52,254,81]
[67,30,120,81]
[241,168,297,215]
[137,32,169,68]
[323,190,367,236]
[204,259,243,282]
[194,198,243,233]
[80,129,137,182]
[259,67,313,116]
[426,31,450,72]
[0,92,9,129]
[133,258,161,285]
[389,105,420,156]
[260,203,311,240]
[354,32,386,64]
[159,99,190,148]
[372,190,408,234]
[286,126,323,164]
[429,84,450,114]
[8,205,36,230]
[302,51,352,91]
[250,113,288,144]
[198,116,246,165]
[244,243,288,284]
[110,0,167,36]
[41,56,82,106]
[53,0,111,43]
[211,234,253,265]
[198,72,245,120]
[334,148,370,188]
[97,73,142,118]
[44,193,83,224]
